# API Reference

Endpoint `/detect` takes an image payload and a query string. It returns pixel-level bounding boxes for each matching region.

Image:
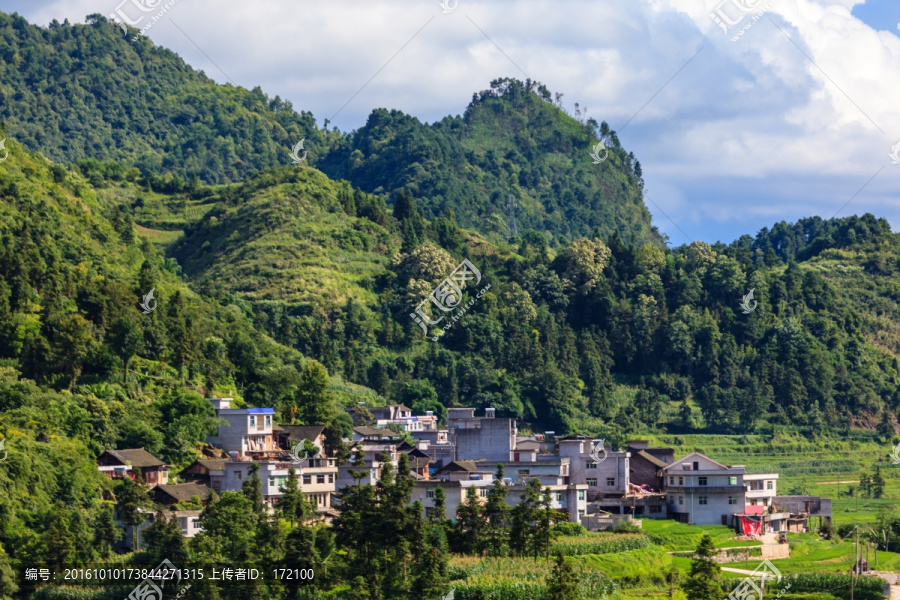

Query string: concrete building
[411,475,588,523]
[448,407,516,462]
[558,438,629,501]
[745,473,779,507]
[663,452,746,525]
[370,405,438,432]
[207,397,279,460]
[208,457,338,514]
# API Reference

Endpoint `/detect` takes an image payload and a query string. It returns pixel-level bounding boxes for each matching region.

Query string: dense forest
[0,8,900,599]
[0,13,654,244]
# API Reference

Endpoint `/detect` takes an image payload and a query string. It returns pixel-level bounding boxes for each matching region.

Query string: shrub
[552,522,587,536]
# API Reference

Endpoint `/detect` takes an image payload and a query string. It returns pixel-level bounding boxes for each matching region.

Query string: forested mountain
[0,12,654,243]
[317,77,655,243]
[0,12,329,184]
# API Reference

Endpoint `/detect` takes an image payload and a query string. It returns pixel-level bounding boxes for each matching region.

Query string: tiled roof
[154,483,215,503]
[103,448,165,468]
[278,425,326,443]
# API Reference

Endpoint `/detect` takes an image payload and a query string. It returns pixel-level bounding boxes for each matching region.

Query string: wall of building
[453,418,515,462]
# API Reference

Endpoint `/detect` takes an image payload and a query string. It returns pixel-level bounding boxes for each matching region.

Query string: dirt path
[721,567,779,578]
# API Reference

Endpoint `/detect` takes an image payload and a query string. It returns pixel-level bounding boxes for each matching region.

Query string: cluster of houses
[98,400,831,549]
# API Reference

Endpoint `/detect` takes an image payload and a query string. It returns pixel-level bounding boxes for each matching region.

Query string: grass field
[447,433,900,599]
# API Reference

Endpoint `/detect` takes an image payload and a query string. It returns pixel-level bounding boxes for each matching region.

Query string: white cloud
[14,0,900,243]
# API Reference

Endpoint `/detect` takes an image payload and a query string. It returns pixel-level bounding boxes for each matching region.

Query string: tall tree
[682,534,721,600]
[109,316,144,384]
[546,552,579,600]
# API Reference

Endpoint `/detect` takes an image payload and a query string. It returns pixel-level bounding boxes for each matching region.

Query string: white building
[209,457,338,514]
[744,473,778,507]
[663,452,746,525]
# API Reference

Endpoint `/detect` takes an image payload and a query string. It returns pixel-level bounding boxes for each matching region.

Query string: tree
[0,544,18,600]
[546,552,579,600]
[143,510,188,565]
[858,472,871,498]
[279,467,314,526]
[509,478,552,560]
[483,464,509,556]
[682,535,721,600]
[192,491,257,561]
[412,520,450,598]
[54,314,98,389]
[115,477,153,551]
[453,486,486,555]
[242,462,266,524]
[871,466,885,499]
[109,316,144,384]
[296,360,336,425]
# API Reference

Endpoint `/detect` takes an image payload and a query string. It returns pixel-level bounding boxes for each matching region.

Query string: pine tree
[546,552,579,600]
[242,462,266,524]
[483,465,510,556]
[143,510,189,565]
[682,535,721,600]
[454,486,486,555]
[871,466,885,499]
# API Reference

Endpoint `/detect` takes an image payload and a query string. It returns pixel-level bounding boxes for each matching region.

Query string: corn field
[449,557,617,600]
[552,535,651,556]
[722,573,884,600]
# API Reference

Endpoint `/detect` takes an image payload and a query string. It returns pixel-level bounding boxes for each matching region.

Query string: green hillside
[0,13,654,243]
[0,12,330,184]
[318,78,656,243]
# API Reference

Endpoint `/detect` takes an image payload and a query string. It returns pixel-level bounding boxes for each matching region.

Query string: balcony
[665,485,745,494]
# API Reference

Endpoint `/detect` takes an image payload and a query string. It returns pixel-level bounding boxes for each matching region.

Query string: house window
[678,477,684,485]
[518,470,530,476]
[578,490,585,501]
[250,416,256,426]
[191,518,200,527]
[303,475,311,485]
[578,509,585,518]
[728,497,738,505]
[587,477,598,487]
[698,477,708,486]
[235,471,242,480]
[699,496,708,505]
[265,415,271,426]
[480,489,488,498]
[729,476,737,485]
[269,477,275,487]
[649,505,662,513]
[426,489,435,499]
[606,478,615,486]
[587,461,598,469]
[669,476,674,485]
[678,496,684,505]
[328,474,334,484]
[767,481,773,490]
[212,482,221,491]
[317,475,325,484]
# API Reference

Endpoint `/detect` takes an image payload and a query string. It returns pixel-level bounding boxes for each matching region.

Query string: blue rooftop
[246,408,276,414]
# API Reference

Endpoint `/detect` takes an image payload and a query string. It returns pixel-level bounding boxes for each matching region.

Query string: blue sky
[7,0,900,246]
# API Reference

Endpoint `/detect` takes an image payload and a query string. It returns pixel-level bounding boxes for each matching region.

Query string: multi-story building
[663,452,746,525]
[558,438,629,500]
[370,404,438,432]
[207,397,279,460]
[411,469,588,523]
[448,407,516,462]
[208,456,338,513]
[744,473,778,507]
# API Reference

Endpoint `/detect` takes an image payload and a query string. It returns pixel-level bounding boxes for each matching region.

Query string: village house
[207,397,279,460]
[97,448,169,486]
[151,482,216,507]
[449,407,517,462]
[370,404,438,432]
[208,456,338,514]
[663,452,747,525]
[275,424,326,456]
[411,465,588,523]
[182,458,226,488]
